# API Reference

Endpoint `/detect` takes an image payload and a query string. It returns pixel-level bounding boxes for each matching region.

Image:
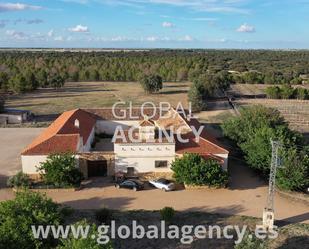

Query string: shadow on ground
[63,196,135,210]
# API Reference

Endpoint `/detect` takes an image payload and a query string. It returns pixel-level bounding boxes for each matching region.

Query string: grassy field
[4,81,237,126]
[5,81,191,115]
[68,209,309,249]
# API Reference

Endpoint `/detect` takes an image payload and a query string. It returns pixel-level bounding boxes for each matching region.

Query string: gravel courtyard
[0,128,308,224]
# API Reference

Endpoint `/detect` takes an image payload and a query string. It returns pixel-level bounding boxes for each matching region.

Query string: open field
[4,81,237,125]
[5,81,191,115]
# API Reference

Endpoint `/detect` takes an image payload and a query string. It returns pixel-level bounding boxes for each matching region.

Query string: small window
[155,160,168,168]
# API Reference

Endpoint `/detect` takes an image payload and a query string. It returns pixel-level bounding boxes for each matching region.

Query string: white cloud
[179,35,193,41]
[99,0,250,14]
[162,21,174,28]
[54,36,63,41]
[47,29,54,37]
[236,23,255,33]
[146,36,159,42]
[0,3,42,12]
[69,24,89,32]
[6,29,27,39]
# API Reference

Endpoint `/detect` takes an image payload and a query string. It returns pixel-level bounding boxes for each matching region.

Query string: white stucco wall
[114,143,175,173]
[22,154,80,175]
[83,127,95,152]
[21,155,48,174]
[215,153,229,171]
[96,120,139,135]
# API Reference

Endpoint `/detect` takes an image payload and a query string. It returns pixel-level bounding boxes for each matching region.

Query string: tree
[0,71,8,91]
[50,75,65,89]
[171,153,228,187]
[295,88,309,100]
[58,220,113,249]
[0,97,4,113]
[276,147,309,191]
[9,74,27,93]
[139,74,163,94]
[24,69,38,91]
[37,153,83,188]
[280,84,295,99]
[188,83,206,112]
[36,69,48,87]
[222,105,308,191]
[265,86,281,99]
[0,191,63,249]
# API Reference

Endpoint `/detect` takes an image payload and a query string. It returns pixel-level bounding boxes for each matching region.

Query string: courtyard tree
[139,74,163,94]
[37,153,83,188]
[171,153,228,187]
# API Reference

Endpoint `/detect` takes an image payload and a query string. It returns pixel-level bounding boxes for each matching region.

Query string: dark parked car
[115,179,144,191]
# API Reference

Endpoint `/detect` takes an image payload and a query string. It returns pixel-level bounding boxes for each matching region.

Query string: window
[155,160,168,168]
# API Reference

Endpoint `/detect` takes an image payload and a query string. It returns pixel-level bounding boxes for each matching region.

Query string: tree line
[265,85,309,100]
[0,49,309,94]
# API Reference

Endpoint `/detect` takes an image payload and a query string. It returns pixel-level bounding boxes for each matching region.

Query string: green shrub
[160,207,175,223]
[295,88,309,100]
[95,207,114,224]
[58,219,113,249]
[280,85,295,99]
[7,171,31,188]
[171,153,228,187]
[0,191,63,249]
[265,86,281,99]
[37,153,83,188]
[222,105,308,191]
[234,232,266,249]
[276,147,309,191]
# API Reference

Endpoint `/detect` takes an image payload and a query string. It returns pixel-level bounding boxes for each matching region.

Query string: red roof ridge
[198,135,229,154]
[21,109,95,155]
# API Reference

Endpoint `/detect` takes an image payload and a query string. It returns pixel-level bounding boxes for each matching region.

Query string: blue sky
[0,0,308,49]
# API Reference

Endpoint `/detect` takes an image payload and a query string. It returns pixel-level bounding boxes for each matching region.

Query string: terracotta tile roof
[22,135,79,155]
[175,109,229,154]
[139,119,155,127]
[200,154,225,164]
[21,109,96,155]
[83,108,165,121]
[175,132,228,155]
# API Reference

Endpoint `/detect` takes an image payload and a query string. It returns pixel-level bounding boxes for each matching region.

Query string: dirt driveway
[0,128,44,186]
[0,128,308,224]
[43,160,308,224]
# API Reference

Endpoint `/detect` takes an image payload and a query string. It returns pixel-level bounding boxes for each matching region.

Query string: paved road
[0,128,308,224]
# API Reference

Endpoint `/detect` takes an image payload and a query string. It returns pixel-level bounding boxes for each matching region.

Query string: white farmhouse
[21,107,229,179]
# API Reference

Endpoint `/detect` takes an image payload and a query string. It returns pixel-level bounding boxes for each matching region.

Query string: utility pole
[263,140,282,230]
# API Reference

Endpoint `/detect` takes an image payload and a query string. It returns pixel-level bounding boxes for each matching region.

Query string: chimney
[74,119,80,129]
